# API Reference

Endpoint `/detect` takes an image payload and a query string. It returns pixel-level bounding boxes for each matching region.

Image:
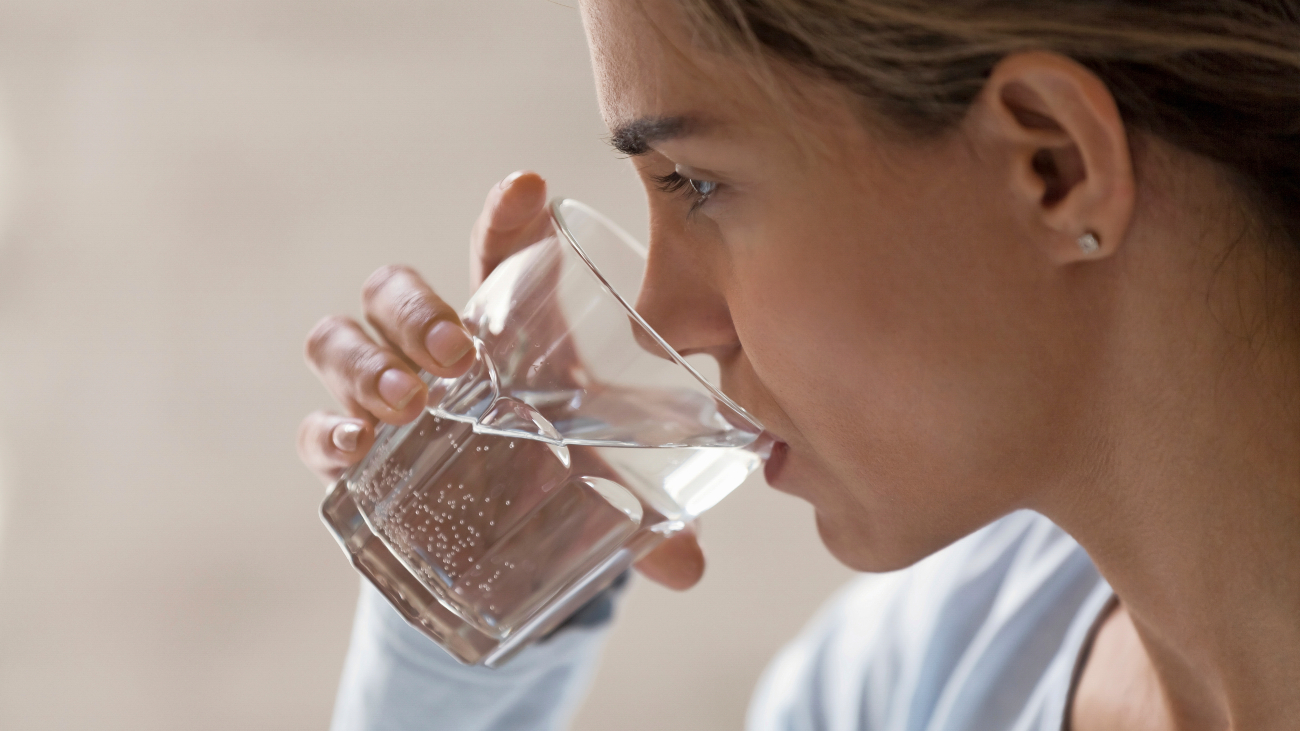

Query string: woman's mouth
[763,439,790,484]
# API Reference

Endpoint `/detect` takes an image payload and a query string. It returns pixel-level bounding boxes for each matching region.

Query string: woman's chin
[813,508,931,573]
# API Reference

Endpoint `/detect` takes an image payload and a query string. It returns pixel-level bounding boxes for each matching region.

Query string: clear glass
[321,199,769,667]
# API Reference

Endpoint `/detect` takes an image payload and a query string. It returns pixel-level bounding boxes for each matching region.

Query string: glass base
[320,478,640,667]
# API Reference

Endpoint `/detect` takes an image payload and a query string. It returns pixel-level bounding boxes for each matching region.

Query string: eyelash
[651,171,718,214]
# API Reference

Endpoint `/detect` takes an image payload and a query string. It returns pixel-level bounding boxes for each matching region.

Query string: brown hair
[677,0,1300,251]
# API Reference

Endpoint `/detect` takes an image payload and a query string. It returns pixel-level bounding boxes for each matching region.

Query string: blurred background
[0,1,855,728]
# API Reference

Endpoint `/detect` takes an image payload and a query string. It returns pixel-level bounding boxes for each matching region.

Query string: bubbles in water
[345,385,762,638]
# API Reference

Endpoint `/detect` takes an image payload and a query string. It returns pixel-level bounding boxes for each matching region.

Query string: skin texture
[302,0,1300,727]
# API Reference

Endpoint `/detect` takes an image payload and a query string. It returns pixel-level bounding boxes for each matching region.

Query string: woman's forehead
[581,0,758,136]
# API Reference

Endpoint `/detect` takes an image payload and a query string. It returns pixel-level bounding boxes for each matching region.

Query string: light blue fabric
[330,584,608,731]
[330,511,1112,731]
[747,511,1112,731]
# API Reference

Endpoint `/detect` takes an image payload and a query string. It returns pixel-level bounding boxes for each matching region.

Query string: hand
[298,171,705,590]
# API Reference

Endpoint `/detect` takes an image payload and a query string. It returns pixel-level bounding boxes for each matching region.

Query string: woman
[298,1,1300,729]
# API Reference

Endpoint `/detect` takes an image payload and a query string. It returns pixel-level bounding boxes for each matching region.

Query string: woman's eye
[688,178,717,197]
[651,171,719,214]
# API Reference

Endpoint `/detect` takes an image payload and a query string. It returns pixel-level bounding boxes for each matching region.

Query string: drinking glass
[321,199,769,667]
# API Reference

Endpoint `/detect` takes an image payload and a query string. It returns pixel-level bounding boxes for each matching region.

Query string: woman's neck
[1064,429,1300,729]
[1042,211,1300,729]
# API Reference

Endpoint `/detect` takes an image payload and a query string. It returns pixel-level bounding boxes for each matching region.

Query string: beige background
[0,2,856,729]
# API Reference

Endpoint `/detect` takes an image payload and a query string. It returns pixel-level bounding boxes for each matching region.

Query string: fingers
[470,171,551,286]
[305,314,428,425]
[297,411,375,484]
[634,525,706,591]
[303,170,547,485]
[362,265,476,379]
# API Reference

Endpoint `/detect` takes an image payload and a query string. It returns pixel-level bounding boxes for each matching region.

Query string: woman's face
[582,0,1099,570]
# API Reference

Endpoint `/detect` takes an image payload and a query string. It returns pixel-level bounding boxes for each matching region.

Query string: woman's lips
[764,439,790,484]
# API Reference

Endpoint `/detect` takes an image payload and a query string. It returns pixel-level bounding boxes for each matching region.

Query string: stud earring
[1077,232,1100,255]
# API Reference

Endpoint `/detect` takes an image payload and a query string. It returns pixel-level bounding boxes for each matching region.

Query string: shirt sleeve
[330,582,611,731]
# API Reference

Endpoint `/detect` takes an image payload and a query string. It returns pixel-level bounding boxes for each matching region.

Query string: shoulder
[747,511,1112,731]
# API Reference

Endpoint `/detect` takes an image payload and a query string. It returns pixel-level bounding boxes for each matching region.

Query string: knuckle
[390,289,441,333]
[340,340,391,386]
[305,315,352,362]
[362,264,416,305]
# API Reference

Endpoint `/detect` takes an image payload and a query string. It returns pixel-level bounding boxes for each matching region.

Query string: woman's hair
[677,0,1300,251]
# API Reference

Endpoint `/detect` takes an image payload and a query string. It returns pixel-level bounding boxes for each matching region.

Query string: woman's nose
[633,216,739,359]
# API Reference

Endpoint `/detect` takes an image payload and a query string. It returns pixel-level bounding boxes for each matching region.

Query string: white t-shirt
[331,510,1113,731]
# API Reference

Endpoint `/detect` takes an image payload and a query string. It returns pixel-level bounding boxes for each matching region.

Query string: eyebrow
[608,115,697,156]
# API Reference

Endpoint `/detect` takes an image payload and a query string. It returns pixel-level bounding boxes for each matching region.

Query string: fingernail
[378,369,423,410]
[332,422,362,452]
[426,320,474,368]
[497,170,526,190]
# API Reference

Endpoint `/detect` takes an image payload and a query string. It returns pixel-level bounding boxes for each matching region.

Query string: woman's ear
[969,51,1136,264]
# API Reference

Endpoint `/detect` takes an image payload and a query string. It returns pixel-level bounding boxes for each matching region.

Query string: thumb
[470,170,549,286]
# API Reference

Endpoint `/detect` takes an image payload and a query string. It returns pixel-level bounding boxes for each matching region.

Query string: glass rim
[548,197,765,436]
